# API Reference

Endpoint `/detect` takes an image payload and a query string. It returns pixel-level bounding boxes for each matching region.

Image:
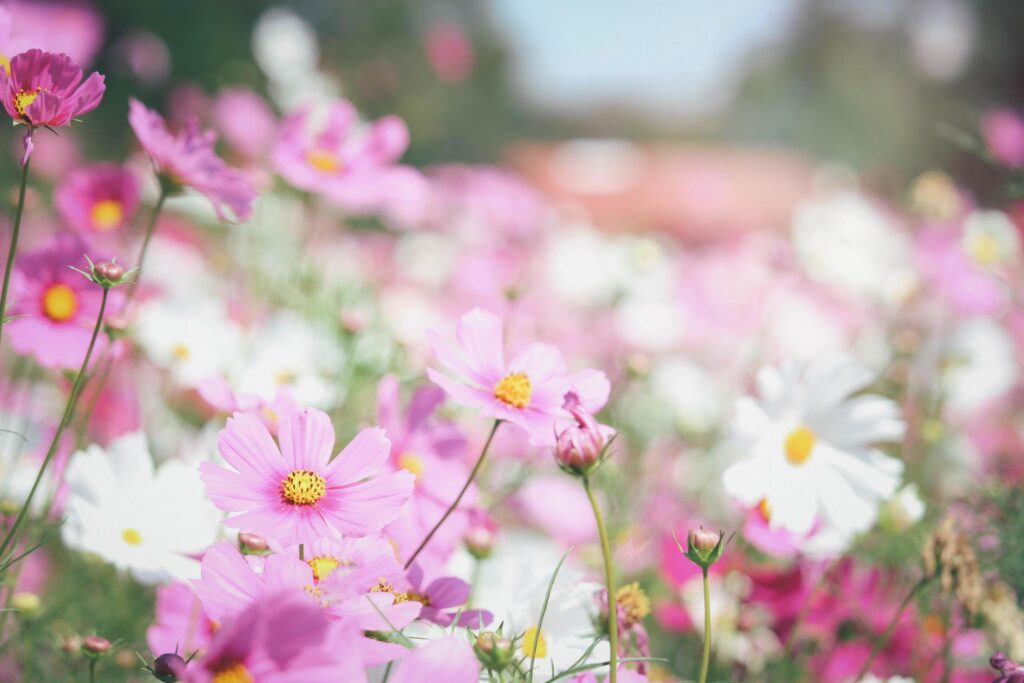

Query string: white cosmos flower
[722,356,905,538]
[62,431,221,585]
[451,532,605,677]
[941,318,1018,416]
[134,296,243,388]
[962,209,1020,267]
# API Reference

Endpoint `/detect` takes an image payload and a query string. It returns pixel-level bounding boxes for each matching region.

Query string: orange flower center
[212,663,253,683]
[306,149,342,174]
[280,469,326,505]
[784,426,816,466]
[42,284,78,322]
[494,372,531,409]
[90,199,124,231]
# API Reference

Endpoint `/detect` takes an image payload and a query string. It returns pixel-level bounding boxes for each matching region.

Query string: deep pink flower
[7,236,120,369]
[389,637,481,683]
[200,408,414,546]
[128,97,256,221]
[179,590,367,683]
[271,99,420,213]
[426,308,610,445]
[54,162,140,234]
[982,108,1024,168]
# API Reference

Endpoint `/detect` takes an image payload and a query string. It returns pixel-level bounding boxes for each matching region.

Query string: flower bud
[238,531,269,554]
[94,261,125,282]
[152,652,186,681]
[464,509,497,560]
[474,631,514,672]
[82,635,111,656]
[677,526,725,571]
[553,392,610,476]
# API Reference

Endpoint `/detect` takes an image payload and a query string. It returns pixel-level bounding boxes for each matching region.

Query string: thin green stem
[88,658,96,683]
[0,287,109,560]
[582,477,617,683]
[126,189,167,302]
[403,420,500,570]
[854,576,930,681]
[698,567,711,683]
[0,155,31,348]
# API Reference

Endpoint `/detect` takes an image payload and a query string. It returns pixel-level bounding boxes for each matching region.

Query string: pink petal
[326,427,390,483]
[278,408,335,471]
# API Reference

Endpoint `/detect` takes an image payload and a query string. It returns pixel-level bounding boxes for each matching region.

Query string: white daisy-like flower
[61,431,221,585]
[451,532,605,677]
[722,355,905,538]
[134,296,243,388]
[962,209,1020,267]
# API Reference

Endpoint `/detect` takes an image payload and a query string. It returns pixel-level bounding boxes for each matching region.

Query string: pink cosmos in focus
[271,99,423,214]
[200,408,414,545]
[405,562,491,627]
[0,49,105,164]
[7,236,119,369]
[427,308,610,445]
[389,636,481,683]
[176,590,367,683]
[128,97,256,221]
[54,162,140,234]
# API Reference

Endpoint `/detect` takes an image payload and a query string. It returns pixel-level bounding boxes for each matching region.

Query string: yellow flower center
[370,577,409,604]
[966,232,1002,266]
[172,343,191,360]
[212,663,253,683]
[306,149,342,174]
[757,497,772,521]
[121,528,143,546]
[398,452,424,479]
[89,199,124,231]
[494,372,531,409]
[280,469,326,505]
[784,425,816,466]
[308,555,341,582]
[13,87,41,118]
[41,284,78,322]
[521,625,547,659]
[615,582,651,628]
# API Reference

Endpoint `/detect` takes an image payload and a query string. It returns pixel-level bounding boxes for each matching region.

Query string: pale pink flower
[147,581,216,657]
[390,636,481,683]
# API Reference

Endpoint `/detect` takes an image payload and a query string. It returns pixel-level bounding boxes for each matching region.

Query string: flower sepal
[675,527,727,571]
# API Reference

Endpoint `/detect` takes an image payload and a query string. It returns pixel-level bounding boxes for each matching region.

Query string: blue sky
[487,0,799,119]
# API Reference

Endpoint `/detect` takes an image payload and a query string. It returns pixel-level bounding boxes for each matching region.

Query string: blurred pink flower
[200,408,414,545]
[197,377,300,436]
[512,476,597,546]
[982,108,1024,168]
[915,227,1006,316]
[7,236,119,369]
[425,22,475,82]
[128,97,256,221]
[212,87,277,161]
[147,581,216,657]
[426,308,610,445]
[54,162,140,234]
[390,636,481,683]
[179,590,367,683]
[271,99,422,215]
[0,2,104,68]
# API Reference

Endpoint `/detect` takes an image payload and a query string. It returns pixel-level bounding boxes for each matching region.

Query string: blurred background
[73,0,1024,230]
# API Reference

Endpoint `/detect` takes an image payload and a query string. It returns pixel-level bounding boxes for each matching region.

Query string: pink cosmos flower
[271,99,421,213]
[211,87,277,161]
[424,22,475,82]
[0,3,104,68]
[405,562,491,627]
[128,97,256,221]
[200,407,414,546]
[178,590,367,683]
[426,308,610,445]
[54,162,140,234]
[982,108,1024,168]
[147,581,216,657]
[0,49,105,164]
[389,637,481,683]
[7,236,120,369]
[197,377,300,435]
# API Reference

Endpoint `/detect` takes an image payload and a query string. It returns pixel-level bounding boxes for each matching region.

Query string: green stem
[0,287,109,560]
[403,420,500,570]
[698,567,711,683]
[583,476,617,683]
[0,155,31,348]
[126,189,167,302]
[88,658,96,683]
[854,576,930,681]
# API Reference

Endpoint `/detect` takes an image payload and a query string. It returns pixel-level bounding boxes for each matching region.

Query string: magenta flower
[982,108,1024,168]
[0,48,104,163]
[271,99,416,211]
[7,236,119,369]
[179,590,367,683]
[426,308,610,445]
[54,162,140,234]
[200,407,414,546]
[128,97,256,221]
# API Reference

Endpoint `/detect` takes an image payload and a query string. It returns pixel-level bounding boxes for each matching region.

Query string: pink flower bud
[553,392,609,475]
[464,508,497,559]
[689,527,720,553]
[94,261,125,282]
[82,635,110,655]
[238,531,269,552]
